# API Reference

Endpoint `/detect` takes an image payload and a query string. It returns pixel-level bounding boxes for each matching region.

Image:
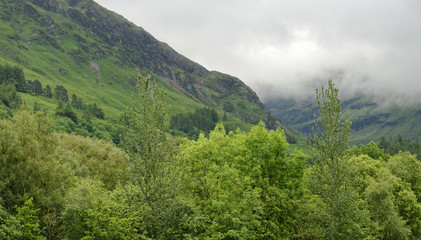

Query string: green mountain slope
[0,0,294,134]
[265,95,421,145]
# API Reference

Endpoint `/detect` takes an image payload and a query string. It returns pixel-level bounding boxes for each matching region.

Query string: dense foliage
[0,64,26,93]
[1,77,421,239]
[170,107,219,139]
[380,135,421,160]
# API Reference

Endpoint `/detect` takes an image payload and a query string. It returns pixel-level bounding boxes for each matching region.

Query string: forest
[1,74,421,240]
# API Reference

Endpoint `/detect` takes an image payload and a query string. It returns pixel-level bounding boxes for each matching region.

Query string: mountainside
[265,95,421,145]
[0,0,294,134]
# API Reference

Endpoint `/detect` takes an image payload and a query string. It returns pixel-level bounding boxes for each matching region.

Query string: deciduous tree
[308,79,372,239]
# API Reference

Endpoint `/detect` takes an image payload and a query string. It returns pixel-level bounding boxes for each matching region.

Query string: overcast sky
[95,0,421,102]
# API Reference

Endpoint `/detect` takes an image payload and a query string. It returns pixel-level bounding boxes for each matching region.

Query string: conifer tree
[43,85,52,99]
[33,80,42,96]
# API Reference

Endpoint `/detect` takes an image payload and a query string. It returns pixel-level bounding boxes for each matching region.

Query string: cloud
[95,0,421,103]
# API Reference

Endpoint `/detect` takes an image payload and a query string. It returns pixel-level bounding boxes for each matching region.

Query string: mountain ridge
[265,95,421,145]
[0,0,298,136]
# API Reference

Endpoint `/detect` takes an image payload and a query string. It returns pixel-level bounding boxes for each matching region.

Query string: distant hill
[265,95,421,145]
[0,0,297,136]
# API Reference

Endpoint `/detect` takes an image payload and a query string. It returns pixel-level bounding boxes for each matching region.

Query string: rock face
[24,0,289,130]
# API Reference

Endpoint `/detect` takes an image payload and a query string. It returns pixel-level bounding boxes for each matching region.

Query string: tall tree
[121,74,180,238]
[308,79,372,239]
[11,66,27,93]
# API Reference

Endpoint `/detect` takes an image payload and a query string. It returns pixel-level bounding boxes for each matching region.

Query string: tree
[121,74,180,238]
[84,103,104,119]
[11,65,27,93]
[308,79,372,239]
[26,80,35,94]
[43,84,52,99]
[71,94,84,110]
[346,141,390,161]
[54,85,68,102]
[178,122,318,239]
[347,154,415,239]
[0,201,22,239]
[16,198,45,240]
[33,102,41,112]
[0,109,73,213]
[313,79,351,164]
[33,80,42,96]
[0,83,22,108]
[56,103,79,124]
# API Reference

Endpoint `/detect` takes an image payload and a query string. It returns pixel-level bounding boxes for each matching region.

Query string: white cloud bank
[95,0,421,102]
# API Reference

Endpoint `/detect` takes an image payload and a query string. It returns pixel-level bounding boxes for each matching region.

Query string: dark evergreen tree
[0,64,27,92]
[12,66,27,93]
[71,94,78,108]
[379,135,421,160]
[84,103,104,119]
[54,85,68,102]
[26,80,34,94]
[211,108,218,122]
[33,80,42,96]
[43,84,52,98]
[71,94,83,110]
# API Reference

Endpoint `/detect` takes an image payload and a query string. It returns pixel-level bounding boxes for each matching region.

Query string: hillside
[0,0,294,135]
[265,95,421,145]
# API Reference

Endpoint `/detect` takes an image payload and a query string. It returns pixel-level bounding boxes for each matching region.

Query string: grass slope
[0,0,275,133]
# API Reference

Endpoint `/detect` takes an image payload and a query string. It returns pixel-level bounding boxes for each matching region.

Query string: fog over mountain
[95,0,421,103]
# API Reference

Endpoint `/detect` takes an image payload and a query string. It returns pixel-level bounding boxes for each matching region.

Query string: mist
[95,0,421,103]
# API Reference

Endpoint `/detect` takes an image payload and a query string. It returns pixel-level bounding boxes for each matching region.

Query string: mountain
[265,95,421,145]
[0,0,296,135]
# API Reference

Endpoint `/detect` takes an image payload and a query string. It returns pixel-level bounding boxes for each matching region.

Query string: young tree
[121,74,180,238]
[308,79,372,239]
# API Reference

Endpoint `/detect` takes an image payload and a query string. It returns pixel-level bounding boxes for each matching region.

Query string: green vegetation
[308,80,371,239]
[170,107,219,139]
[1,0,421,239]
[380,135,421,160]
[266,96,421,145]
[0,0,278,135]
[1,77,421,239]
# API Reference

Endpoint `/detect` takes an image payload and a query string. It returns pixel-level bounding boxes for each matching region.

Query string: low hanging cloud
[96,0,421,103]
